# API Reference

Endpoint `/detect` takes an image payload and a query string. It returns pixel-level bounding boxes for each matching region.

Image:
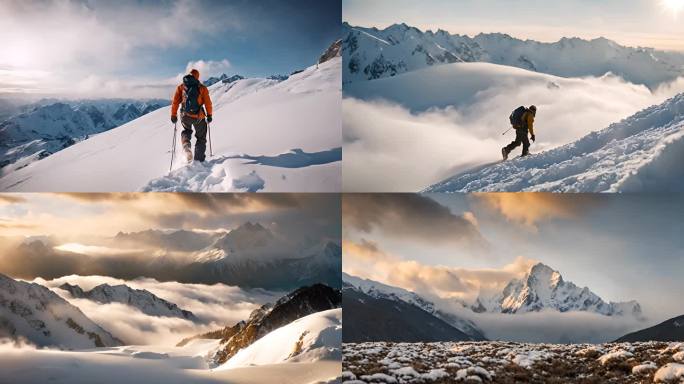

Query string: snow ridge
[0,273,122,349]
[342,273,485,340]
[425,92,684,192]
[59,283,197,321]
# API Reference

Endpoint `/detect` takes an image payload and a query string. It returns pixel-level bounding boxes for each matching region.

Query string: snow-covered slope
[180,284,341,366]
[217,308,341,370]
[0,100,167,175]
[59,283,197,321]
[343,22,684,88]
[474,263,642,318]
[426,92,684,192]
[342,273,485,340]
[0,51,341,192]
[0,273,121,348]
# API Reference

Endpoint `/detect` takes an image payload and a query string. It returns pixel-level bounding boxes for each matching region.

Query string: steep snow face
[216,308,341,370]
[0,274,121,349]
[59,283,197,321]
[0,56,341,192]
[475,263,642,318]
[426,92,684,192]
[0,100,167,175]
[342,22,684,88]
[342,273,485,340]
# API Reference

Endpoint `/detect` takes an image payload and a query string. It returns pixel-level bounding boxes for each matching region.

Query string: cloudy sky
[0,0,340,97]
[344,0,684,51]
[0,193,340,281]
[342,193,684,326]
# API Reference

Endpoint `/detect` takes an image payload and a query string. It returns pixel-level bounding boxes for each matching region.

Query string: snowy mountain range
[179,283,341,366]
[425,92,684,192]
[0,99,167,174]
[473,263,642,318]
[58,283,197,321]
[342,22,684,88]
[342,273,485,340]
[0,40,341,192]
[185,223,341,290]
[343,262,643,343]
[342,280,478,343]
[0,273,121,349]
[114,228,224,252]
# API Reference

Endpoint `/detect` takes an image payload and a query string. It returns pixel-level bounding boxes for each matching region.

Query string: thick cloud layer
[469,311,645,344]
[35,275,281,346]
[343,194,486,248]
[343,73,684,191]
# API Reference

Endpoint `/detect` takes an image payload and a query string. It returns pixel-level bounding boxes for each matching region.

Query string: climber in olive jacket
[171,69,213,162]
[502,105,536,159]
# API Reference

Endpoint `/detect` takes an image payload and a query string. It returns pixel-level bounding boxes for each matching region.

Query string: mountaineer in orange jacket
[171,69,213,162]
[502,105,536,160]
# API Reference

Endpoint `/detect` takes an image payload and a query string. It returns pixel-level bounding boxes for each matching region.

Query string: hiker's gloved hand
[530,134,536,142]
[206,115,213,123]
[171,116,178,124]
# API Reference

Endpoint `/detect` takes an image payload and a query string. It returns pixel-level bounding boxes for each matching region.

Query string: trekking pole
[208,121,213,157]
[501,127,513,136]
[169,122,177,173]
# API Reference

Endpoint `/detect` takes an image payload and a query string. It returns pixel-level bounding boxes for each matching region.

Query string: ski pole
[501,127,513,136]
[169,122,177,173]
[208,121,213,157]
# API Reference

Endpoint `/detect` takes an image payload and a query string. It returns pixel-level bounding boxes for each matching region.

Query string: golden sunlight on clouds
[343,239,537,301]
[53,243,143,256]
[0,193,306,238]
[472,193,598,230]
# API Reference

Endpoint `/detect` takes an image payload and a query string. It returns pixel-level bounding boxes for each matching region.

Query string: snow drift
[216,308,341,370]
[426,92,684,192]
[0,57,341,192]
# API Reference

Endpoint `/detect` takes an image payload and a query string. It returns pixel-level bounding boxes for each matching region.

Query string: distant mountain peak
[476,262,642,318]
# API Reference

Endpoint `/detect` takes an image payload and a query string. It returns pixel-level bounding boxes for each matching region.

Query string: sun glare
[661,0,684,15]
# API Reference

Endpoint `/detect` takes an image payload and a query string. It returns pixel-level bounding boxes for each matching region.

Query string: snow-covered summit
[426,92,684,192]
[474,263,643,318]
[0,273,122,348]
[58,283,197,321]
[342,22,684,88]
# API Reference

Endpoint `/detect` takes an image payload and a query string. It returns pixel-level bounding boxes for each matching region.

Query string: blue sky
[344,0,684,51]
[0,0,340,98]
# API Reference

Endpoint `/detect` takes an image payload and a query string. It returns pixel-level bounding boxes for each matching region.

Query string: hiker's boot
[183,144,193,162]
[501,147,509,161]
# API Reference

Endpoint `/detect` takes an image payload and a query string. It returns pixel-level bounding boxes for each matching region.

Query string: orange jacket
[171,82,213,119]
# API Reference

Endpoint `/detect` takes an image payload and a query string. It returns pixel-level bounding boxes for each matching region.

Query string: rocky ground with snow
[342,341,684,383]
